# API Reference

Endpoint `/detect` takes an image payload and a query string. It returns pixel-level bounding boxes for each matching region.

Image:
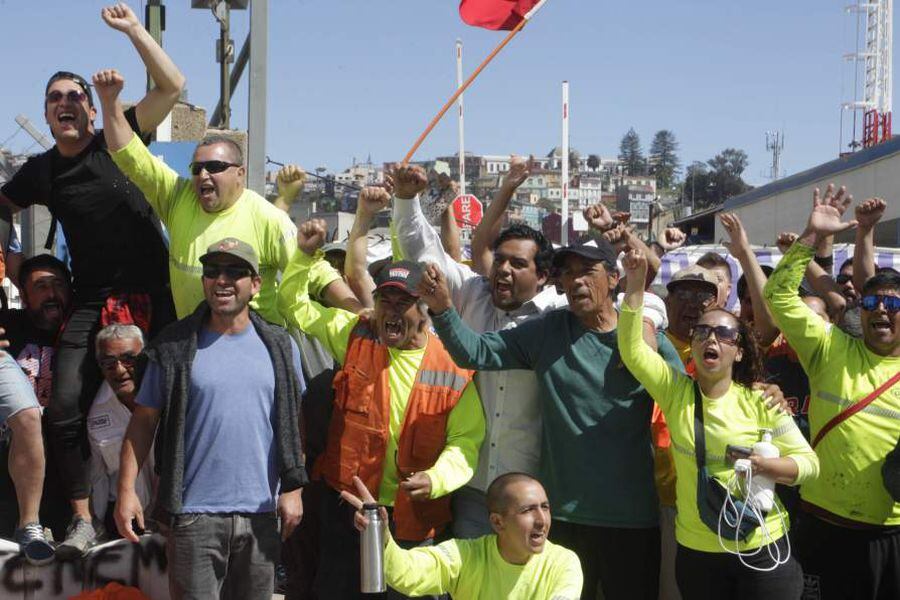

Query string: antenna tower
[841,0,893,150]
[765,131,784,180]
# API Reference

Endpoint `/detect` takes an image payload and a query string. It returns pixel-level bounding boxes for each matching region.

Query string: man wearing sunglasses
[94,69,359,330]
[117,237,307,599]
[86,324,154,538]
[0,3,185,558]
[663,265,720,366]
[764,184,900,600]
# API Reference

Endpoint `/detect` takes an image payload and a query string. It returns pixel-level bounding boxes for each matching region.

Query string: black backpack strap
[693,380,706,470]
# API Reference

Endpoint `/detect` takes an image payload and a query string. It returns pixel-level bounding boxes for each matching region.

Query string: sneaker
[55,517,99,560]
[14,522,55,566]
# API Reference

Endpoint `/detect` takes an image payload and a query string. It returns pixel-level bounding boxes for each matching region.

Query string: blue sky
[0,1,892,185]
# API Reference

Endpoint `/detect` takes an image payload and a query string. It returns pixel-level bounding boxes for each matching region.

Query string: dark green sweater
[432,306,683,528]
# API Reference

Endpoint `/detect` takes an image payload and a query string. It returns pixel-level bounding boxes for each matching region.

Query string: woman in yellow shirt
[617,248,819,600]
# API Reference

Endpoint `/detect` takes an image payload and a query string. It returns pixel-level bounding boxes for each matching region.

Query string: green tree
[649,130,679,190]
[569,150,581,174]
[618,128,645,176]
[684,149,752,209]
[587,154,601,171]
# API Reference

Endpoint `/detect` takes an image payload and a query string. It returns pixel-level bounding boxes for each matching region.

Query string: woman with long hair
[617,248,819,599]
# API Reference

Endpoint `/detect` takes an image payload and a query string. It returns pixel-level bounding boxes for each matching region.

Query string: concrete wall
[717,152,900,248]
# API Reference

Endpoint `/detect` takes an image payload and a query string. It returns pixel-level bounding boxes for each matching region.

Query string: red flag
[459,0,541,31]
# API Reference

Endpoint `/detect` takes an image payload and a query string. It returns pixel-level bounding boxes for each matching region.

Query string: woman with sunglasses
[617,248,818,599]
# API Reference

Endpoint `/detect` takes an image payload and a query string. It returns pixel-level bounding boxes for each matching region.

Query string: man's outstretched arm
[101,3,185,134]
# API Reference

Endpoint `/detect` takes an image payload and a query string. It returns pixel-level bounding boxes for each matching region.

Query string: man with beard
[277,219,485,599]
[87,324,154,537]
[95,69,361,324]
[418,240,684,600]
[0,254,74,551]
[0,4,182,557]
[765,185,900,599]
[390,160,563,539]
[116,238,306,599]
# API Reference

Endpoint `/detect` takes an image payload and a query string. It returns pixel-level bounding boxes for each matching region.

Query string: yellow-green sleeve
[424,381,486,499]
[384,535,461,596]
[769,405,820,485]
[545,546,585,599]
[308,257,344,302]
[109,132,181,224]
[763,242,832,378]
[277,250,358,362]
[617,302,686,413]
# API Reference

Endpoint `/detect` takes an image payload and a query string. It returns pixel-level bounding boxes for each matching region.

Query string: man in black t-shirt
[0,3,184,558]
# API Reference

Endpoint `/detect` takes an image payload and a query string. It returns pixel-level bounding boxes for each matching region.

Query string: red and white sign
[452,194,483,229]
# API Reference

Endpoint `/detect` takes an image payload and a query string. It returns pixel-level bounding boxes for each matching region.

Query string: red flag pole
[401,0,549,165]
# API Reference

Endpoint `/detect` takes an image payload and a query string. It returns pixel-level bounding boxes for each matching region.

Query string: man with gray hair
[87,323,154,536]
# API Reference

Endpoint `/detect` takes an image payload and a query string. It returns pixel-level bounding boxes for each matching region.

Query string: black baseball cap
[552,239,618,269]
[45,71,94,107]
[374,261,424,297]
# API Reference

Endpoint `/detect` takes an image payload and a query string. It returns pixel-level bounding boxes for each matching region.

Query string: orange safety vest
[316,319,475,541]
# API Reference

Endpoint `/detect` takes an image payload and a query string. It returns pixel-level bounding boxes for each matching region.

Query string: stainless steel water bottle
[360,502,386,593]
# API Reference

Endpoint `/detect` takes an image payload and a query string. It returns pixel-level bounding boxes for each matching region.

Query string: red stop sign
[452,194,483,229]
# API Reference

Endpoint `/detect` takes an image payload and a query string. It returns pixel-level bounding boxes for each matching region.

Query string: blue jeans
[166,512,280,600]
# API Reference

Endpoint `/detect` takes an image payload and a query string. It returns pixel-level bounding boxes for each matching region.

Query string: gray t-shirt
[138,325,304,513]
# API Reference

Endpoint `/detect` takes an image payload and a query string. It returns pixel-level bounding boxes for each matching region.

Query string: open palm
[807,185,856,236]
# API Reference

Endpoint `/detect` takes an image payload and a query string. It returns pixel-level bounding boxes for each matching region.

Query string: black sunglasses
[835,273,853,285]
[98,353,139,371]
[189,160,240,176]
[860,294,900,314]
[46,90,87,104]
[691,324,741,345]
[202,264,253,280]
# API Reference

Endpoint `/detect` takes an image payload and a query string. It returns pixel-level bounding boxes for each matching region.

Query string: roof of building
[724,135,900,211]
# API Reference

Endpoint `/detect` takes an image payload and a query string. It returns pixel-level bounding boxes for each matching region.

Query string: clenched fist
[298,219,327,256]
[92,69,125,105]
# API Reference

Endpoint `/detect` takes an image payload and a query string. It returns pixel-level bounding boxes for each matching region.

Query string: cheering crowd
[0,4,898,600]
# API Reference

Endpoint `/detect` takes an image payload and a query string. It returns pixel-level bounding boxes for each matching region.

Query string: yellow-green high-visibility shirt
[110,133,297,324]
[764,242,900,525]
[277,250,485,505]
[618,302,819,552]
[384,534,582,599]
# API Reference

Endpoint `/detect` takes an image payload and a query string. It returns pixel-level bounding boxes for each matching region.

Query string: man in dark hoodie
[115,238,307,600]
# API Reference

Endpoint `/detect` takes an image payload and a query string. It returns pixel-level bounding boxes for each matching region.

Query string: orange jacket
[317,319,474,541]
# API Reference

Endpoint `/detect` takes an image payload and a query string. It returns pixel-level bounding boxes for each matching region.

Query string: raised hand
[101,3,140,33]
[340,476,389,534]
[392,165,428,200]
[806,184,857,238]
[502,155,533,190]
[602,223,636,254]
[357,186,392,218]
[276,165,307,204]
[776,232,797,254]
[621,248,648,282]
[719,212,752,260]
[658,227,686,252]
[297,219,327,256]
[583,204,615,232]
[92,69,125,105]
[855,197,886,231]
[417,263,453,314]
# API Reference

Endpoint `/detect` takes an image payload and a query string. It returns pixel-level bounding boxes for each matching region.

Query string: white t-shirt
[87,383,155,521]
